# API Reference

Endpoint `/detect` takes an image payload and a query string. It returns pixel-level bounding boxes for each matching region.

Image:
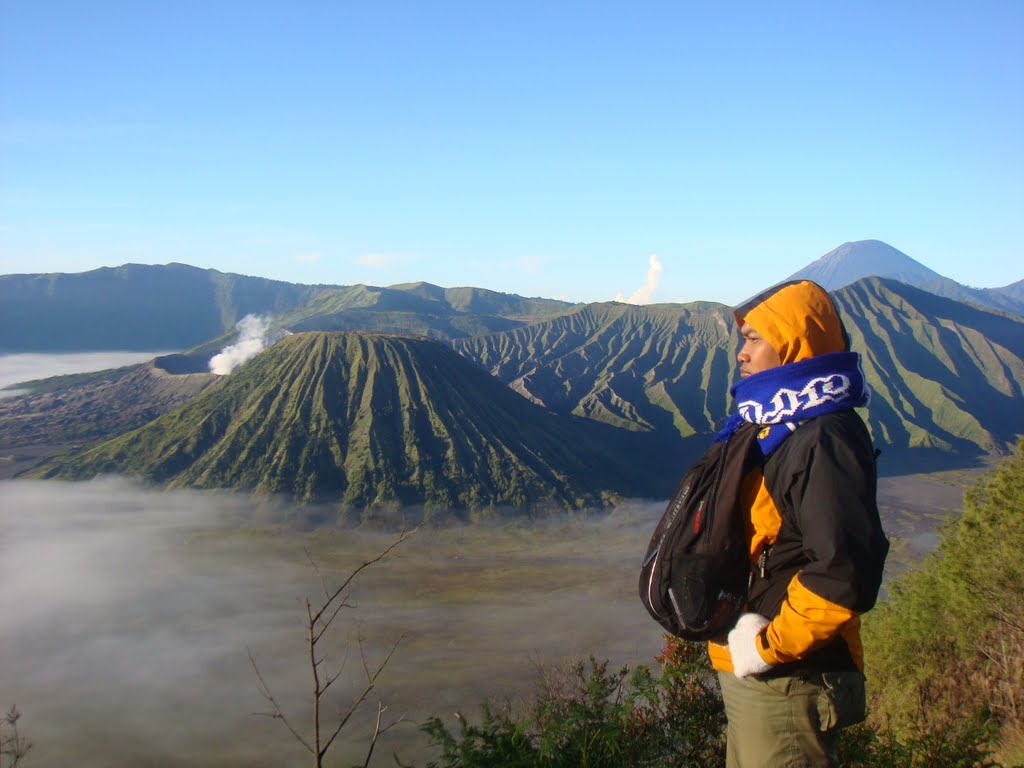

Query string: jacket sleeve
[757,416,888,666]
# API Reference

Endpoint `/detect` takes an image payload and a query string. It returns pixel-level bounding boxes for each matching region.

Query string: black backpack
[639,423,763,641]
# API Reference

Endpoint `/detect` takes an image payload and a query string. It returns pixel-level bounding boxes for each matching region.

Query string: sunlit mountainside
[453,278,1024,468]
[3,240,1023,510]
[835,278,1024,463]
[27,332,678,516]
[452,301,736,438]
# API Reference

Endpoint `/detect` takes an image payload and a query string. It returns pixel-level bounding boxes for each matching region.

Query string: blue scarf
[715,351,870,456]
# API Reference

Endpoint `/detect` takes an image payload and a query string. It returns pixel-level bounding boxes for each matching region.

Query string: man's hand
[728,613,773,677]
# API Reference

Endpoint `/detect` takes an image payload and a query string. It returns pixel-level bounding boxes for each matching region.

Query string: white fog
[0,478,668,766]
[0,352,176,397]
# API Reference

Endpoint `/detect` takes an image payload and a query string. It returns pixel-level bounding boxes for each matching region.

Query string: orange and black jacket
[708,281,889,676]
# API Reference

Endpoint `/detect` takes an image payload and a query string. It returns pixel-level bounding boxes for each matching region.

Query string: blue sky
[1,1,1021,305]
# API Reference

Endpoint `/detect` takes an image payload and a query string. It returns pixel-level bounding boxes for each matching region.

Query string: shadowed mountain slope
[0,267,576,353]
[29,332,678,513]
[453,301,737,441]
[833,277,1024,465]
[0,263,328,352]
[992,278,1024,303]
[454,279,1024,470]
[913,276,1024,316]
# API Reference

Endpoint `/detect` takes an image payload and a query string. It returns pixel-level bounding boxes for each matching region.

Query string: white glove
[728,612,773,678]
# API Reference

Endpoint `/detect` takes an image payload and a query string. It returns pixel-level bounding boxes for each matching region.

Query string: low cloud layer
[0,479,667,767]
[616,254,664,304]
[209,315,272,375]
[0,351,174,397]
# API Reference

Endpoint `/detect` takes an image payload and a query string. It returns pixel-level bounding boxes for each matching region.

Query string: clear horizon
[2,2,1021,305]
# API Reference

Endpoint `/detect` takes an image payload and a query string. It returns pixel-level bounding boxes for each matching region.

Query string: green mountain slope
[454,279,1024,469]
[453,301,736,442]
[834,277,1024,463]
[29,332,677,513]
[278,282,574,340]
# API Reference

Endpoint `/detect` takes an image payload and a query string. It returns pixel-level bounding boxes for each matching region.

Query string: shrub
[413,639,725,768]
[863,440,1024,760]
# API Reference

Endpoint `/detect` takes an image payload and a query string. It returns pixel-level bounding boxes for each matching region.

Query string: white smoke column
[208,314,271,375]
[615,254,664,304]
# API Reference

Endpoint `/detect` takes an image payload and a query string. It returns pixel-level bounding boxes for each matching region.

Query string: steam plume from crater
[209,314,272,375]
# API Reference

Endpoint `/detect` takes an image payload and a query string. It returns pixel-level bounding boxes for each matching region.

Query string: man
[710,280,889,767]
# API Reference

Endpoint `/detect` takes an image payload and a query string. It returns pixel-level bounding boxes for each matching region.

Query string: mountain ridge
[3,241,1020,354]
[26,332,680,515]
[4,248,1023,504]
[452,277,1024,465]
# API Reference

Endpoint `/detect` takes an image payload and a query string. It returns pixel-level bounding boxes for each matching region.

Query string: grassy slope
[31,332,678,513]
[454,280,1024,469]
[835,278,1024,462]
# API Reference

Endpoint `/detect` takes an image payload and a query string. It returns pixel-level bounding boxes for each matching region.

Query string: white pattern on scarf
[737,373,852,425]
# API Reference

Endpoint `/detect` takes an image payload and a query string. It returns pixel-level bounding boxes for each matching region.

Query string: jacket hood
[734,280,849,365]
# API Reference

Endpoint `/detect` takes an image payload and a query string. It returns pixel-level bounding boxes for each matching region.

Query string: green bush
[410,634,1013,768]
[412,638,725,768]
[863,440,1024,760]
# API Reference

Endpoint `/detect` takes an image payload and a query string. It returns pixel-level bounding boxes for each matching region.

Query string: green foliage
[417,704,541,768]
[836,718,1003,768]
[863,441,1024,758]
[411,639,726,768]
[409,635,1015,768]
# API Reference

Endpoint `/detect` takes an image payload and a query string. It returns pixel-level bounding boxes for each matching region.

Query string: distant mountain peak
[787,240,943,291]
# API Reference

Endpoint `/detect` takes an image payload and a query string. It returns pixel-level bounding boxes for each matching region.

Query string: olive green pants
[717,670,865,768]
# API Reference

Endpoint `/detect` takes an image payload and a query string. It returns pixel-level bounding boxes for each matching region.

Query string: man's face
[737,322,782,378]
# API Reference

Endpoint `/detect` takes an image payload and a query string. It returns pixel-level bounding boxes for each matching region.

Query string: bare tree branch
[248,647,315,756]
[362,701,386,768]
[305,547,332,602]
[321,634,404,756]
[309,526,420,630]
[313,596,354,644]
[249,523,420,767]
